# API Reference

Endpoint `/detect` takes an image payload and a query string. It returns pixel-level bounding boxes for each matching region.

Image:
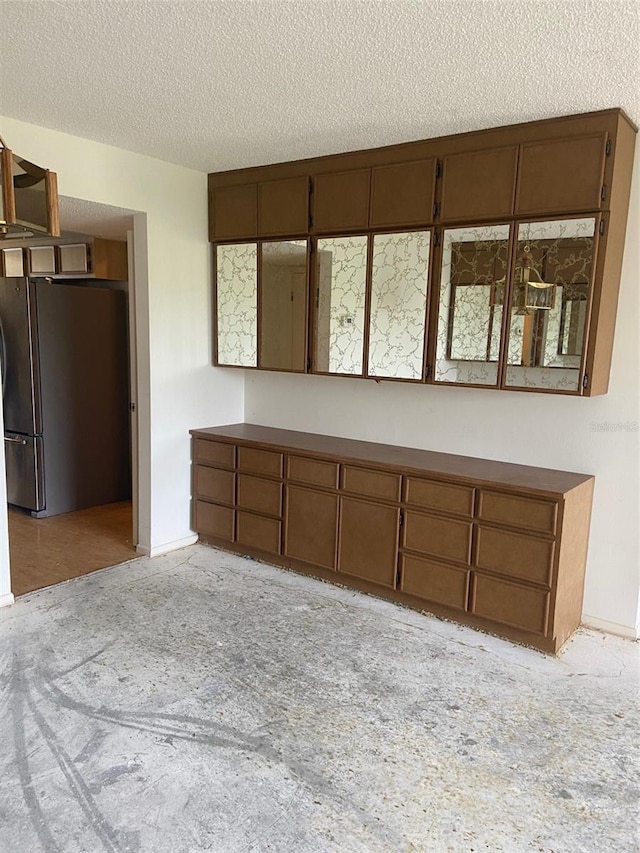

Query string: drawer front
[237,474,282,517]
[194,465,235,505]
[401,555,469,611]
[342,466,401,502]
[472,574,550,636]
[193,500,234,542]
[404,511,472,565]
[478,490,558,535]
[287,455,339,489]
[475,526,555,586]
[236,511,281,554]
[193,438,235,470]
[404,477,474,518]
[237,446,283,478]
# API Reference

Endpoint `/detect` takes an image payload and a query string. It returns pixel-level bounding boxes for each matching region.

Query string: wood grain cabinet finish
[209,110,635,397]
[370,159,437,227]
[439,146,518,222]
[190,424,595,653]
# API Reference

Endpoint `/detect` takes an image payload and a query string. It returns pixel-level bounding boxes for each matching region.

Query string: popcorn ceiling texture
[1,0,638,173]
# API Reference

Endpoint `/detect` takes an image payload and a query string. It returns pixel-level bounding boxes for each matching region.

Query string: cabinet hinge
[433,202,440,220]
[605,138,612,157]
[599,220,606,236]
[399,510,404,527]
[395,565,402,589]
[582,373,589,390]
[434,230,441,247]
[435,160,442,179]
[307,356,312,372]
[425,364,432,379]
[601,184,607,201]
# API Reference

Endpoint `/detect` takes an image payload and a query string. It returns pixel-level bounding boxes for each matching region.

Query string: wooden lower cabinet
[284,485,338,569]
[190,424,595,653]
[338,496,399,588]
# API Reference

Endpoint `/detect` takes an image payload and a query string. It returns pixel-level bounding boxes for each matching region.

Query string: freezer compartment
[4,433,44,512]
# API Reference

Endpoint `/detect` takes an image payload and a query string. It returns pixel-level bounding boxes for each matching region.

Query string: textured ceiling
[1,0,639,174]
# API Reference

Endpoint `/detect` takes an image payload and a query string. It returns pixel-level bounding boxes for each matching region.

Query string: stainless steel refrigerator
[0,277,130,516]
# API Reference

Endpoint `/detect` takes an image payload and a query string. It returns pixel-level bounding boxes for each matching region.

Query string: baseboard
[0,592,15,608]
[581,614,639,641]
[136,533,198,559]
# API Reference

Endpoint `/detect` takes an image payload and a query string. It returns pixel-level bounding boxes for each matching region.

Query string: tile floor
[0,544,637,852]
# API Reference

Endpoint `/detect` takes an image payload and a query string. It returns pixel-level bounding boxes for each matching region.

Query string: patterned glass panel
[368,230,430,380]
[315,235,368,375]
[260,240,308,371]
[505,218,595,391]
[215,243,258,367]
[435,225,510,385]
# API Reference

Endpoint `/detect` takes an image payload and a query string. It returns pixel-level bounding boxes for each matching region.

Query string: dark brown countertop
[190,423,593,496]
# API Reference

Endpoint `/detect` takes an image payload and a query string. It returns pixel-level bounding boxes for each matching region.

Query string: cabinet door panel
[314,169,371,232]
[193,501,234,542]
[403,511,472,565]
[440,147,518,222]
[211,184,258,240]
[236,511,281,554]
[401,554,469,610]
[338,497,399,588]
[285,485,338,569]
[259,177,309,236]
[472,574,549,635]
[475,526,554,587]
[516,134,607,215]
[370,159,436,227]
[194,466,235,506]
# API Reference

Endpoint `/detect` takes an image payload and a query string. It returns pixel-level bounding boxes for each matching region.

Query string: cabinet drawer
[237,474,282,517]
[401,555,469,611]
[404,477,474,518]
[236,511,281,554]
[475,526,555,586]
[472,574,550,636]
[287,455,339,489]
[194,466,235,505]
[342,466,401,502]
[193,500,234,542]
[404,510,472,565]
[478,491,558,535]
[237,446,283,477]
[193,439,235,469]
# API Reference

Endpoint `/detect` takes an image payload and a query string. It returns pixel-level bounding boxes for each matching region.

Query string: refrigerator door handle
[0,314,6,399]
[4,436,28,445]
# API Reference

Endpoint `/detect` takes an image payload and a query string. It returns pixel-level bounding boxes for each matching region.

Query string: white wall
[0,116,244,571]
[245,147,640,637]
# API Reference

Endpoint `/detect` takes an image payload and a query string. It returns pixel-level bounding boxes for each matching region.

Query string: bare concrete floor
[0,545,638,853]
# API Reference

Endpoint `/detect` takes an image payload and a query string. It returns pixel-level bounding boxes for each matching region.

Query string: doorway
[1,197,143,597]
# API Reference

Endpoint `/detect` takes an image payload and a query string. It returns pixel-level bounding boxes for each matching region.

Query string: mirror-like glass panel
[260,240,308,371]
[505,218,595,391]
[215,243,258,367]
[368,230,430,380]
[435,225,510,385]
[315,235,368,375]
[12,153,48,231]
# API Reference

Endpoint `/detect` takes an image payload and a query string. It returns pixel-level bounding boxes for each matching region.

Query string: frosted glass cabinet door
[314,235,368,375]
[215,243,258,367]
[260,240,308,372]
[367,230,431,380]
[435,225,510,386]
[505,218,596,392]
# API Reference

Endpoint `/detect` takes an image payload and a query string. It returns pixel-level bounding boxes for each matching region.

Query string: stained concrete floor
[0,545,638,853]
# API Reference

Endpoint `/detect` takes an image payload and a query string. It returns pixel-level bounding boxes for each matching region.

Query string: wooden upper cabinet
[259,177,309,236]
[313,168,371,232]
[370,159,437,227]
[440,146,518,222]
[210,183,258,240]
[516,133,608,216]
